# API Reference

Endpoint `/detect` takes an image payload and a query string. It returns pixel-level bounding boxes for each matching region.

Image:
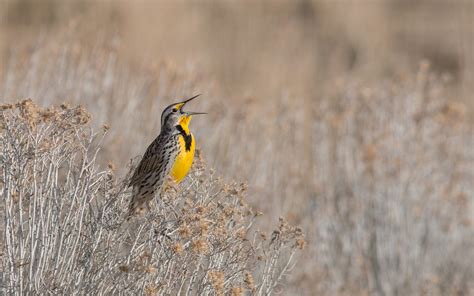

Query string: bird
[127,94,206,218]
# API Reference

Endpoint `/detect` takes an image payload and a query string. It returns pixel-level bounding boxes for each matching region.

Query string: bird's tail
[126,187,141,220]
[126,186,154,220]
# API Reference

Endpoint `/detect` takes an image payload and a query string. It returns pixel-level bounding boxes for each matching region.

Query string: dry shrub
[301,63,474,295]
[0,100,304,294]
[1,41,473,295]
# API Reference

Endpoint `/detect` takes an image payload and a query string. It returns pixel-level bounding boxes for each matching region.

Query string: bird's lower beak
[185,111,207,116]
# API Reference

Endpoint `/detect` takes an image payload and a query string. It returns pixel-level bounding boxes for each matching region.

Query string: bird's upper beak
[176,94,207,116]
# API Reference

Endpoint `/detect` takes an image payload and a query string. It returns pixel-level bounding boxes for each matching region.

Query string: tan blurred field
[1,1,473,295]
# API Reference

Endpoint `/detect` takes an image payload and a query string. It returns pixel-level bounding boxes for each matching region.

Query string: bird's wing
[129,134,171,187]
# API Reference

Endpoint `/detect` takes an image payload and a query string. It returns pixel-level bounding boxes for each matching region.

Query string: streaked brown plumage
[128,133,179,216]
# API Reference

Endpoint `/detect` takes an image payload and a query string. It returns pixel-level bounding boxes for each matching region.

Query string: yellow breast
[171,133,195,183]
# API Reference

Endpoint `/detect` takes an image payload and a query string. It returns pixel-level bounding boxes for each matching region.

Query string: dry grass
[304,65,474,295]
[1,100,304,294]
[1,1,473,110]
[1,1,474,295]
[1,40,473,296]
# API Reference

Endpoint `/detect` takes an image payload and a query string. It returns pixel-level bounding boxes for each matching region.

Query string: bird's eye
[172,108,178,112]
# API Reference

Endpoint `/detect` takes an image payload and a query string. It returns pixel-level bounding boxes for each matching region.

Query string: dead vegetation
[1,100,304,294]
[1,42,473,295]
[1,1,474,294]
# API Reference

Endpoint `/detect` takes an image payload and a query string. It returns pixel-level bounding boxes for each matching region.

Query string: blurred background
[1,1,474,106]
[1,1,473,295]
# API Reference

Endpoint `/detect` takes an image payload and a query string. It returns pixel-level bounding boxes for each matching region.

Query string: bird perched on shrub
[128,95,205,218]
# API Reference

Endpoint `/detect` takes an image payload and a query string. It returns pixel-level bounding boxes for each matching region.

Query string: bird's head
[160,94,206,133]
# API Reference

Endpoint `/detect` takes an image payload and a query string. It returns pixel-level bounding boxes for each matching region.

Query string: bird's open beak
[177,94,207,116]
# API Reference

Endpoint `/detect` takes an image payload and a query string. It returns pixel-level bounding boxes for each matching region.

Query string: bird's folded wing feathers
[129,136,167,187]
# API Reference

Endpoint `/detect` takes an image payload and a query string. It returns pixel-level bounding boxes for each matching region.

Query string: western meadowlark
[127,94,205,218]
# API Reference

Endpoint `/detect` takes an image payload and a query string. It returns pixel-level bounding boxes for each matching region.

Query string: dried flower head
[296,238,306,250]
[108,161,116,172]
[208,270,225,295]
[192,238,209,254]
[173,243,184,255]
[144,284,158,296]
[244,271,256,292]
[231,287,244,296]
[178,223,191,238]
[102,123,110,132]
[144,266,157,274]
[198,218,210,236]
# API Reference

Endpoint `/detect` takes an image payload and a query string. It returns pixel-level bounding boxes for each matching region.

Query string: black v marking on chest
[176,125,193,151]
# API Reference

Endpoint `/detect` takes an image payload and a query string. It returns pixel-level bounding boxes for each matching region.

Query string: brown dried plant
[1,41,473,295]
[0,100,304,294]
